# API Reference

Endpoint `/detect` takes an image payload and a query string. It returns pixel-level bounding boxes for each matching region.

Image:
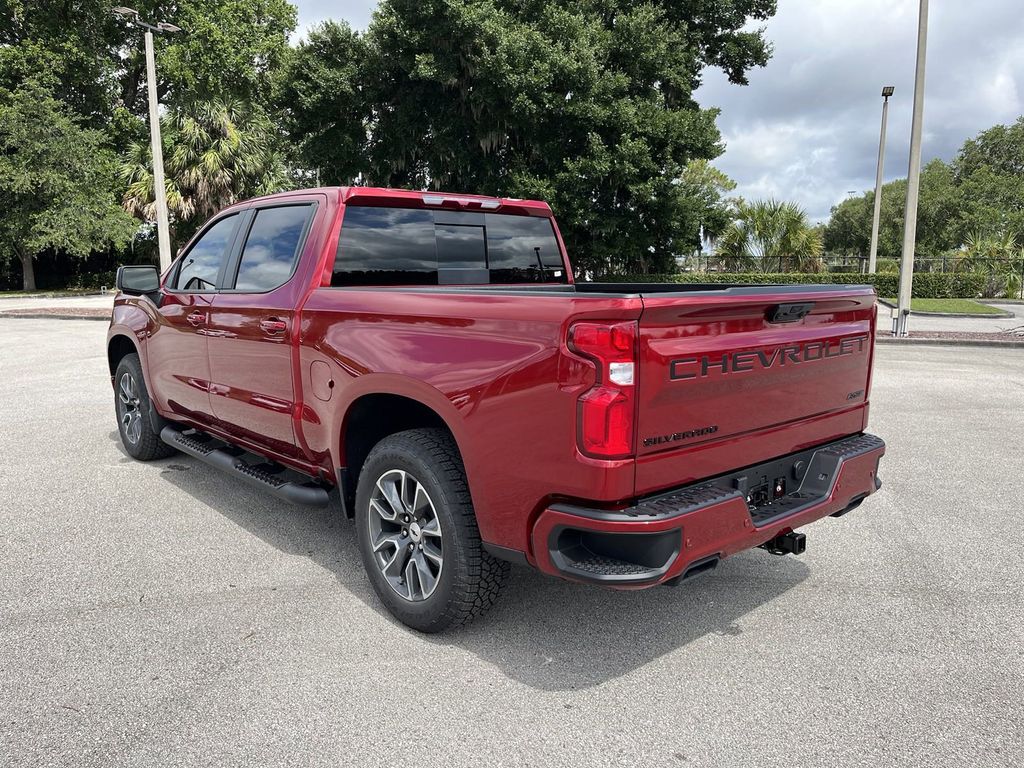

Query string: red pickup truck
[108,186,885,631]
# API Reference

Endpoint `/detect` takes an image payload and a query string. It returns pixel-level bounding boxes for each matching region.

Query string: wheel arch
[337,391,467,518]
[107,331,169,436]
[107,333,139,381]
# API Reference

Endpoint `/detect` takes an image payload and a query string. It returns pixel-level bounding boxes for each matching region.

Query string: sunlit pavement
[1,317,1021,768]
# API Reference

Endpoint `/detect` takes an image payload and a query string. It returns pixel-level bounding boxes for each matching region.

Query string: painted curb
[876,336,1024,349]
[0,312,108,322]
[0,291,107,301]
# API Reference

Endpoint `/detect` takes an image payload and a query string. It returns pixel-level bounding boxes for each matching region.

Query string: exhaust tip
[663,554,720,587]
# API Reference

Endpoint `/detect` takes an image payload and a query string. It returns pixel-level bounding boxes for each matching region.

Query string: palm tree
[956,231,1024,298]
[714,199,824,273]
[120,99,289,245]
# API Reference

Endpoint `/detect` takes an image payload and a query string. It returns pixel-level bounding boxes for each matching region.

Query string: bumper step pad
[539,433,885,584]
[553,432,884,527]
[563,554,654,578]
[745,433,884,526]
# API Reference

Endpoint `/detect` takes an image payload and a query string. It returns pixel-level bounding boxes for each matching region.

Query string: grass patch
[881,298,1006,315]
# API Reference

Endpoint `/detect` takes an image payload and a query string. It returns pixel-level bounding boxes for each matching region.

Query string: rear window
[332,206,566,287]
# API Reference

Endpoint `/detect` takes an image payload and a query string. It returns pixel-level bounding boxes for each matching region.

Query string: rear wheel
[355,428,508,632]
[114,353,175,461]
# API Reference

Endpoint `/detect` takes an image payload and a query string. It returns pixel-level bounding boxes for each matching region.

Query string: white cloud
[698,0,1024,219]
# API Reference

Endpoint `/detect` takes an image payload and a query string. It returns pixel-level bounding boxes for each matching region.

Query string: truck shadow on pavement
[136,440,809,692]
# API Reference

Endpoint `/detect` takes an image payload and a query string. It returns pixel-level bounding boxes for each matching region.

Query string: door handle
[259,318,288,335]
[186,311,207,327]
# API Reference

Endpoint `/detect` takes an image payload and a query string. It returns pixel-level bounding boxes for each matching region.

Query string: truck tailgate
[634,286,877,495]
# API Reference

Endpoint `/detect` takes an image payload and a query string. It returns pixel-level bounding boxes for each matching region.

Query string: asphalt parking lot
[1,318,1022,768]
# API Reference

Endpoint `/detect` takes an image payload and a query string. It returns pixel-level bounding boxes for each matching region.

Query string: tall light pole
[868,86,895,274]
[112,7,182,273]
[896,0,929,336]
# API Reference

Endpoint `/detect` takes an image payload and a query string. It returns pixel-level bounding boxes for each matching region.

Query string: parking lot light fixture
[896,0,929,336]
[868,86,895,275]
[112,6,183,272]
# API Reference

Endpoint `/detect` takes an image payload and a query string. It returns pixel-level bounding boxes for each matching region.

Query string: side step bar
[160,426,330,508]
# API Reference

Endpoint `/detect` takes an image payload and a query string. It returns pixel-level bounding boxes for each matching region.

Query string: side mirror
[116,265,161,296]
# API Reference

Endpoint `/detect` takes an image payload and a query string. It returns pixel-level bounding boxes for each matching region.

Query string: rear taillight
[568,321,638,459]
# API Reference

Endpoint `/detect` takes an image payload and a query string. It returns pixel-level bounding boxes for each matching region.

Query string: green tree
[1,1,296,128]
[153,0,297,108]
[276,20,367,184]
[342,0,776,276]
[0,81,136,290]
[0,0,121,124]
[825,120,1024,271]
[949,119,1024,246]
[823,159,957,267]
[1,1,298,288]
[955,232,1024,298]
[715,199,823,273]
[679,159,738,243]
[823,193,873,258]
[955,116,1024,178]
[120,99,289,245]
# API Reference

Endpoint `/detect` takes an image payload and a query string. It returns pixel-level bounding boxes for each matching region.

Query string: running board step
[160,426,329,508]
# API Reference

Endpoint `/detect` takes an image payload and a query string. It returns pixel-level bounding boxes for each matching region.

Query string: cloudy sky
[293,0,1024,221]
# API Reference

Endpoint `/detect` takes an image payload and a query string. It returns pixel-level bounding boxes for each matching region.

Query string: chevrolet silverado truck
[108,186,886,632]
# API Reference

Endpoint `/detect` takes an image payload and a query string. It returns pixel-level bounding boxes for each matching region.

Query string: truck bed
[327,281,870,297]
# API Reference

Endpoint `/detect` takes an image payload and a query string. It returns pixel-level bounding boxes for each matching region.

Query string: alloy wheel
[367,469,444,602]
[118,372,143,445]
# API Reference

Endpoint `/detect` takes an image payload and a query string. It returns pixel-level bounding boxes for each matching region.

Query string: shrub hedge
[64,268,985,298]
[597,272,986,299]
[68,270,118,291]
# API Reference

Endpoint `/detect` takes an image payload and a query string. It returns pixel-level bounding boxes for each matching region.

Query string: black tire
[355,428,508,632]
[114,353,176,461]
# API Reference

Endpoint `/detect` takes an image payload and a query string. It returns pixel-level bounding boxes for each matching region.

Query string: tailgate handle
[768,302,815,323]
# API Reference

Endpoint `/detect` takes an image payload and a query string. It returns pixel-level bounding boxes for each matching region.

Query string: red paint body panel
[108,186,885,584]
[205,193,332,458]
[297,286,642,548]
[633,289,877,495]
[145,292,216,422]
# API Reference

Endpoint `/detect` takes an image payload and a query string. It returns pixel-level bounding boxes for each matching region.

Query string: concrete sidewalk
[881,302,1021,333]
[0,293,115,311]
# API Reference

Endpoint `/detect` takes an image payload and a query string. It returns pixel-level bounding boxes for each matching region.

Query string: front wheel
[355,428,508,632]
[114,353,176,461]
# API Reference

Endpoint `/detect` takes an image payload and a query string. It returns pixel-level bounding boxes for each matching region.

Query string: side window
[332,207,437,286]
[174,215,238,291]
[484,214,565,284]
[233,205,314,292]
